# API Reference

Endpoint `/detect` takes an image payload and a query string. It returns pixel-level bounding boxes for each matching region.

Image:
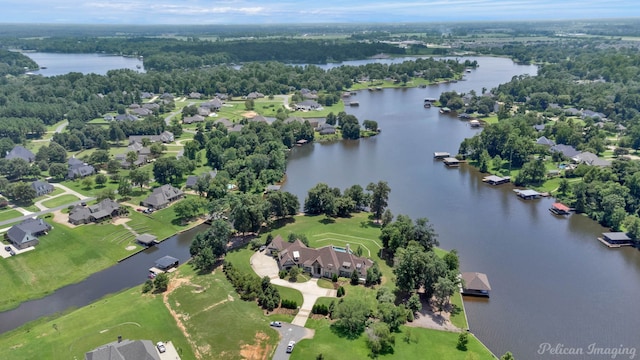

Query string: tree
[304,183,336,217]
[457,332,469,351]
[154,273,169,292]
[433,276,457,311]
[183,140,200,160]
[363,119,378,132]
[366,322,395,356]
[126,151,138,166]
[443,249,460,272]
[97,188,117,202]
[407,293,422,314]
[413,217,439,251]
[381,209,394,228]
[48,163,67,180]
[514,158,546,186]
[6,182,36,203]
[367,181,391,221]
[118,178,132,199]
[192,246,216,273]
[174,196,208,222]
[190,218,233,262]
[624,215,640,242]
[289,266,300,282]
[95,173,107,186]
[153,157,184,184]
[267,191,300,219]
[366,262,382,286]
[229,193,269,234]
[245,99,255,110]
[478,149,491,173]
[333,297,369,338]
[81,177,93,190]
[129,168,151,189]
[500,351,515,360]
[351,269,360,285]
[149,142,166,157]
[344,184,367,210]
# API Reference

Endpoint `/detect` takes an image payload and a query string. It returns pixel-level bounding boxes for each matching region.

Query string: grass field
[292,319,494,360]
[0,219,141,311]
[0,284,196,360]
[40,194,80,209]
[0,208,23,222]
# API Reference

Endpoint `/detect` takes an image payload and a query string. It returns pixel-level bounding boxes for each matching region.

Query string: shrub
[337,286,345,297]
[332,273,338,283]
[350,269,359,285]
[457,332,469,351]
[142,280,154,293]
[281,299,298,309]
[279,270,287,279]
[312,304,329,315]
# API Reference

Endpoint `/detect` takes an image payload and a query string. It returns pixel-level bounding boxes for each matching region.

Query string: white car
[286,340,295,353]
[156,341,166,353]
[270,321,282,327]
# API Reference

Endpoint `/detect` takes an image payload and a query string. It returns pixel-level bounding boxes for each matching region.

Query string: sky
[1,0,638,24]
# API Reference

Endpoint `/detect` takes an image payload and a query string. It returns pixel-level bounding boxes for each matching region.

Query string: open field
[0,283,196,360]
[0,208,23,223]
[40,194,80,208]
[292,319,494,360]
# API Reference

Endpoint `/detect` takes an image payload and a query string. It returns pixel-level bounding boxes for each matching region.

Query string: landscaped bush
[281,299,298,309]
[279,270,287,279]
[337,286,345,297]
[223,261,281,310]
[332,273,338,283]
[312,303,329,315]
[142,279,154,293]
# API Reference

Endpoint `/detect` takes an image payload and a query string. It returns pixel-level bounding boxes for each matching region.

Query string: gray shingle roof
[6,146,35,162]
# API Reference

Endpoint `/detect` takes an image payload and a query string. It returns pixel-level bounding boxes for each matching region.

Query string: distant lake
[22,52,145,76]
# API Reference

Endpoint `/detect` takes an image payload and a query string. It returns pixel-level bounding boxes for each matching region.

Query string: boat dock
[433,152,451,159]
[549,202,571,215]
[461,272,491,297]
[514,189,543,199]
[443,157,461,167]
[598,232,634,248]
[482,175,510,185]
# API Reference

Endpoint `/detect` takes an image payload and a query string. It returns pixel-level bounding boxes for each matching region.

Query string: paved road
[251,252,337,327]
[164,102,195,126]
[274,94,292,110]
[271,322,314,360]
[54,120,69,133]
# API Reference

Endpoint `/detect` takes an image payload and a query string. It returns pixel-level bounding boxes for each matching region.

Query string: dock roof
[552,203,570,212]
[602,232,631,242]
[516,189,541,197]
[155,255,179,269]
[462,272,491,291]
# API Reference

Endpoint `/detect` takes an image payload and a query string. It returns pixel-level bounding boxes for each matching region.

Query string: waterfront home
[483,175,510,185]
[433,152,450,159]
[572,152,611,167]
[443,157,460,167]
[140,184,184,209]
[267,235,373,280]
[317,123,336,135]
[514,189,542,200]
[85,338,162,360]
[6,145,35,162]
[549,202,570,215]
[550,144,581,158]
[294,100,321,111]
[68,199,121,225]
[461,272,491,297]
[5,218,52,250]
[598,232,634,248]
[185,170,217,189]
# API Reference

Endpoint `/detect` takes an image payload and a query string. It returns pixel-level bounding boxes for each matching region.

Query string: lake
[282,57,640,359]
[22,52,144,76]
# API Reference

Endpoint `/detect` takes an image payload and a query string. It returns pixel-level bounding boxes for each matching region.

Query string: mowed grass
[292,319,494,360]
[0,219,142,311]
[0,285,196,360]
[0,208,23,222]
[40,194,80,208]
[166,266,279,360]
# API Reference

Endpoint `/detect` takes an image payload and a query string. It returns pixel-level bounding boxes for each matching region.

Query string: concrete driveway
[270,322,314,360]
[251,252,337,327]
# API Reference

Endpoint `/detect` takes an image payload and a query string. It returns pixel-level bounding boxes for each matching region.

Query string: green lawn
[126,207,191,241]
[40,194,80,209]
[449,291,468,330]
[0,208,22,222]
[0,219,142,311]
[292,319,494,360]
[0,284,196,360]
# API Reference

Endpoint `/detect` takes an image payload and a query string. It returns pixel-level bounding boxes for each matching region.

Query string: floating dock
[549,202,570,216]
[482,175,510,185]
[443,157,460,167]
[433,152,451,159]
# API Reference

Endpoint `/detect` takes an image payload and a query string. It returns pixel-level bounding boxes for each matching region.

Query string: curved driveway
[251,251,336,326]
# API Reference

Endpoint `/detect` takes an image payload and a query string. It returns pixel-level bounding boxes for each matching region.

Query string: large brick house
[267,235,373,280]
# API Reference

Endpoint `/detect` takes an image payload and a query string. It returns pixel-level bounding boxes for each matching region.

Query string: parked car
[259,245,267,252]
[270,321,281,327]
[4,246,11,252]
[286,341,295,353]
[156,341,166,353]
[9,250,16,256]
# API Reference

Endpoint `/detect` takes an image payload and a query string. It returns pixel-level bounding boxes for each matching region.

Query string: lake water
[282,57,640,359]
[22,52,144,76]
[4,53,639,359]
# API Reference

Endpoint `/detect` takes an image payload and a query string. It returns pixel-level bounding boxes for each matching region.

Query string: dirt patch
[240,331,272,360]
[51,210,75,228]
[266,308,297,316]
[242,111,258,118]
[406,297,460,332]
[112,218,131,226]
[163,275,204,359]
[125,245,137,251]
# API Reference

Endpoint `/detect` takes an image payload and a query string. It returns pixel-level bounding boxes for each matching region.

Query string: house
[550,144,581,158]
[141,92,153,99]
[461,272,491,297]
[294,100,321,111]
[142,103,160,111]
[228,124,244,132]
[115,113,139,122]
[130,107,152,117]
[565,108,582,117]
[317,123,336,135]
[246,92,264,100]
[182,115,205,124]
[31,180,54,197]
[5,218,52,250]
[248,114,268,123]
[265,184,281,192]
[185,171,217,189]
[582,110,606,120]
[6,146,35,162]
[214,118,234,128]
[103,114,114,121]
[598,232,633,248]
[140,184,184,209]
[188,92,202,99]
[85,338,161,360]
[128,131,174,144]
[572,152,611,167]
[160,93,174,101]
[201,98,223,111]
[536,136,556,147]
[68,157,95,179]
[533,124,546,132]
[267,235,373,280]
[68,199,121,225]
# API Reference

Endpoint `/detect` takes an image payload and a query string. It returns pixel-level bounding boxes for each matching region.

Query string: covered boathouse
[514,189,542,200]
[549,202,570,215]
[483,175,510,186]
[598,232,634,248]
[461,272,491,297]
